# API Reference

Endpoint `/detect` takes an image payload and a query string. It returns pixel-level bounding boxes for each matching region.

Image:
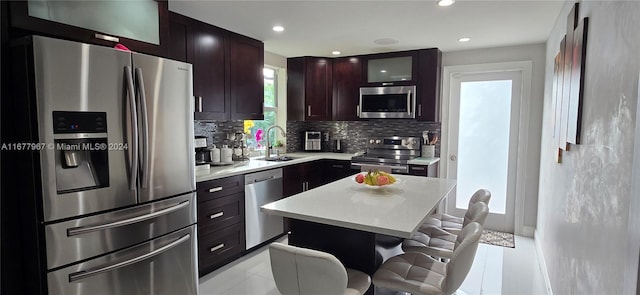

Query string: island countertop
[261,175,456,238]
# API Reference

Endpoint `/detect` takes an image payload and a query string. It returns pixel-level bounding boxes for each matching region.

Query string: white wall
[442,43,546,232]
[537,1,640,294]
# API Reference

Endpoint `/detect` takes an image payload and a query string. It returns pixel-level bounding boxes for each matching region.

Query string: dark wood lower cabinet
[198,223,245,276]
[288,220,403,295]
[408,163,438,177]
[196,175,245,277]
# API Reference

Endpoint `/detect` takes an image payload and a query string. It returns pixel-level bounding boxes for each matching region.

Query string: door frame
[440,61,532,235]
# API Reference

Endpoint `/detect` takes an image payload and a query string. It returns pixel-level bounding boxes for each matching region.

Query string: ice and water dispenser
[53,111,109,193]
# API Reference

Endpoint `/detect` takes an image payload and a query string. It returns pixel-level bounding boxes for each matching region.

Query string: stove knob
[375,140,381,144]
[369,139,375,144]
[410,139,417,145]
[401,139,407,146]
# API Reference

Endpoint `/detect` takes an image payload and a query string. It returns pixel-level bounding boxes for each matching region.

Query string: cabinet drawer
[197,175,244,202]
[198,192,244,234]
[198,223,245,276]
[408,164,438,177]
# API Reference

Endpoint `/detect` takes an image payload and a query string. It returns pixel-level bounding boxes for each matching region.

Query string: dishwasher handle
[245,168,283,184]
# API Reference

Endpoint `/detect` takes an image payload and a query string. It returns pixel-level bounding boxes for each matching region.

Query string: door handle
[135,68,150,189]
[67,201,190,236]
[407,91,412,115]
[69,233,190,282]
[450,155,457,161]
[124,66,138,191]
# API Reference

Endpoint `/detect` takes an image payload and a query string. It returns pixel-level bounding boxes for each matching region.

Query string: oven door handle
[66,201,190,236]
[68,233,191,282]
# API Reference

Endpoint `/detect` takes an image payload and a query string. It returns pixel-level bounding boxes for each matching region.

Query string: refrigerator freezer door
[132,53,196,203]
[44,192,195,270]
[47,225,198,295]
[32,36,137,222]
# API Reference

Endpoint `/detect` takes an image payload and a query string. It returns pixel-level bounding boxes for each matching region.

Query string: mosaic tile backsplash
[286,120,441,156]
[195,119,441,157]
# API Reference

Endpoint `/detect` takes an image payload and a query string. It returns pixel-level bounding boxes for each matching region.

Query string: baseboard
[534,229,553,295]
[522,226,535,237]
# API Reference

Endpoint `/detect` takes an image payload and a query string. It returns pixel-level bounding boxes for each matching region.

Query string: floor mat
[480,230,515,248]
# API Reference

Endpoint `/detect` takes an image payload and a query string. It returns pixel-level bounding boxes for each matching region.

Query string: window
[244,68,279,149]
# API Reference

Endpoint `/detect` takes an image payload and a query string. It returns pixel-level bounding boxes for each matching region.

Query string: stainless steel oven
[351,136,421,174]
[359,85,416,119]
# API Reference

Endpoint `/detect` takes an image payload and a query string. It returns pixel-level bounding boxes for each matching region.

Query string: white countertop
[195,152,355,182]
[261,175,456,238]
[407,157,440,165]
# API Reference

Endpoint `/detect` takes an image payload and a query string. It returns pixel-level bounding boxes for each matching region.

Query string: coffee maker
[195,136,211,172]
[304,131,321,151]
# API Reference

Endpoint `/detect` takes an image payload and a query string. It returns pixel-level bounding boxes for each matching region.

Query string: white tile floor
[199,235,548,295]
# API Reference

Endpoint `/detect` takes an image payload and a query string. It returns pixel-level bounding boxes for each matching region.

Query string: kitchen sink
[262,156,296,162]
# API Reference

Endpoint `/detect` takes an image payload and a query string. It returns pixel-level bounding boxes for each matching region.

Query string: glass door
[446,69,523,233]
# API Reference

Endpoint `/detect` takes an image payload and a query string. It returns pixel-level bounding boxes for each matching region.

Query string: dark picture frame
[567,17,589,144]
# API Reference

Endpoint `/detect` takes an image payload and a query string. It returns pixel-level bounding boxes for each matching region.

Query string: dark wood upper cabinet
[416,48,442,122]
[193,21,228,120]
[8,0,169,57]
[168,15,265,121]
[229,33,264,120]
[362,51,418,87]
[167,12,193,63]
[332,57,362,121]
[287,57,332,121]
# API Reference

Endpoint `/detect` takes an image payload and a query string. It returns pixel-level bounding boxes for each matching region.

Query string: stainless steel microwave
[358,85,416,119]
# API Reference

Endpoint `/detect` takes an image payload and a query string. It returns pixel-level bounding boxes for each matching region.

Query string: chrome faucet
[265,125,286,159]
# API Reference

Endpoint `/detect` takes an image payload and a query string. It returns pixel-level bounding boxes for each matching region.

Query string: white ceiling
[169,0,564,58]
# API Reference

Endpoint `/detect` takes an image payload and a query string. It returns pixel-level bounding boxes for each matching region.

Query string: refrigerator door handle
[68,233,191,282]
[66,200,190,236]
[135,68,150,189]
[125,66,139,191]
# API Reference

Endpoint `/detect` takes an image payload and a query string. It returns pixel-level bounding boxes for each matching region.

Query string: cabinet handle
[382,82,394,86]
[332,165,343,168]
[407,91,412,115]
[198,96,203,112]
[356,105,360,116]
[418,104,422,117]
[307,105,311,117]
[208,186,223,193]
[210,243,225,252]
[95,33,119,43]
[411,167,426,171]
[210,212,224,219]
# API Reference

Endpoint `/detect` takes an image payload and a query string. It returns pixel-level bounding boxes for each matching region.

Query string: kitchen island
[261,174,456,284]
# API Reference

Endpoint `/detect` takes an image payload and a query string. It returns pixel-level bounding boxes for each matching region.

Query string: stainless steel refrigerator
[7,35,198,295]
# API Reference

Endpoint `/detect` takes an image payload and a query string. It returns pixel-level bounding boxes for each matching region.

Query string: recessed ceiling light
[438,0,455,7]
[458,37,471,42]
[380,70,387,73]
[332,51,341,55]
[272,26,284,32]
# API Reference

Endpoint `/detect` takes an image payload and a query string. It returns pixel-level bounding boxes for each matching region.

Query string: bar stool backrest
[443,222,483,294]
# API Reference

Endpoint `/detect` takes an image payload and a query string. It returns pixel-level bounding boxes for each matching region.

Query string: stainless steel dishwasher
[245,168,284,250]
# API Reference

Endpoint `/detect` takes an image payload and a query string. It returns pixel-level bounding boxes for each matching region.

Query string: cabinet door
[324,160,357,183]
[9,1,169,57]
[167,12,193,63]
[229,33,264,120]
[305,58,332,121]
[332,57,361,121]
[283,164,306,197]
[193,21,228,120]
[416,48,442,122]
[363,51,418,86]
